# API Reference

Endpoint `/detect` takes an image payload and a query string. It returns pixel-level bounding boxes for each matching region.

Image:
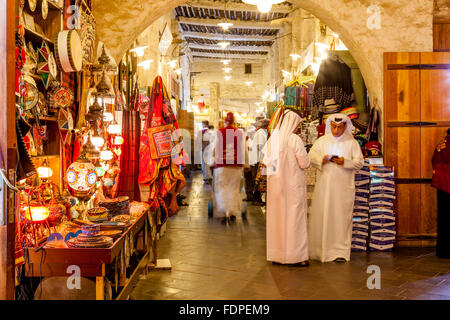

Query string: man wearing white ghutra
[308,114,364,263]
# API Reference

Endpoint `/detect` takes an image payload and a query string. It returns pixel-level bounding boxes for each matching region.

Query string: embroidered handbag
[147,123,175,159]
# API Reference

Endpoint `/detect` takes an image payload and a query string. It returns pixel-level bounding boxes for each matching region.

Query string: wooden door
[384,53,422,246]
[384,52,450,246]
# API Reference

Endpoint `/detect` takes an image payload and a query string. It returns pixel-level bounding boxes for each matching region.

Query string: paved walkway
[131,171,450,300]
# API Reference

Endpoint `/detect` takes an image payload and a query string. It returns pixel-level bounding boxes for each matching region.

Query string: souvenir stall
[14,1,159,300]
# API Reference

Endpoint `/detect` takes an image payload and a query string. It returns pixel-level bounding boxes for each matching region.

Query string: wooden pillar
[0,0,18,300]
[433,18,450,52]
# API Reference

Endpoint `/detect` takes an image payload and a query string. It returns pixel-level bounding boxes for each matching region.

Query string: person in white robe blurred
[308,113,364,263]
[262,109,310,266]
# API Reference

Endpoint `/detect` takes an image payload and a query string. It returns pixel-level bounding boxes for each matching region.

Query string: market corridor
[130,172,450,300]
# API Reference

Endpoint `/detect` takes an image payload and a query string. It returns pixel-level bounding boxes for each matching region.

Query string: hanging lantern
[112,136,124,146]
[91,136,105,148]
[100,150,114,161]
[103,112,114,122]
[83,136,101,159]
[107,122,121,135]
[85,98,103,123]
[66,152,98,200]
[37,159,53,180]
[24,205,50,222]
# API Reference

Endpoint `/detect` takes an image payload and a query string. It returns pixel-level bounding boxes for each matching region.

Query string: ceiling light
[138,59,153,69]
[224,76,232,81]
[245,81,253,86]
[290,53,301,61]
[217,41,231,49]
[221,59,231,65]
[175,68,182,75]
[167,59,178,68]
[130,46,148,57]
[223,67,232,73]
[218,22,233,30]
[242,0,286,13]
[333,32,339,38]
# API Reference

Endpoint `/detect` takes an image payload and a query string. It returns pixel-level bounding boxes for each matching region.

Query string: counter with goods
[23,201,157,300]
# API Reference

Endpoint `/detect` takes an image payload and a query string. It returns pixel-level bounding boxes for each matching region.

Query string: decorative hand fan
[58,107,74,144]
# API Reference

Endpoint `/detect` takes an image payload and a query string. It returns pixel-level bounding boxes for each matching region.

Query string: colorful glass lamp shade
[100,150,114,161]
[24,206,50,222]
[112,136,124,146]
[107,122,121,135]
[37,159,53,179]
[66,152,98,200]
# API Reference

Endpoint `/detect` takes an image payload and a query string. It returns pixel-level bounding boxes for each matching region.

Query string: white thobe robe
[264,111,310,264]
[308,133,364,262]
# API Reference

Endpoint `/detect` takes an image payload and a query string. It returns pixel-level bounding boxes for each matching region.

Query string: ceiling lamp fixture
[245,81,253,86]
[175,68,182,75]
[223,67,232,73]
[130,45,148,57]
[167,59,178,68]
[218,22,233,31]
[224,76,232,81]
[218,41,231,49]
[138,59,153,70]
[221,59,231,65]
[242,0,286,13]
[290,53,301,61]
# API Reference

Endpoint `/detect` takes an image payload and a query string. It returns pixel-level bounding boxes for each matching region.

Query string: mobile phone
[330,155,339,161]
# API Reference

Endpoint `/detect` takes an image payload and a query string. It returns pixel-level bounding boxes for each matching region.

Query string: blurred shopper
[208,112,245,224]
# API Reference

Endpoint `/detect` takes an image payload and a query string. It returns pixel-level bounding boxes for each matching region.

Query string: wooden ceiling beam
[187,43,270,52]
[191,51,268,60]
[178,16,281,29]
[184,0,293,14]
[181,31,276,41]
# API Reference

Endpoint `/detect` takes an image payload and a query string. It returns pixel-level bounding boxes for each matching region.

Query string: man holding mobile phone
[309,114,364,263]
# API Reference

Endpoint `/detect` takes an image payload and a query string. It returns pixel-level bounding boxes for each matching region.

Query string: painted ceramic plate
[53,86,74,108]
[22,75,39,111]
[42,0,48,20]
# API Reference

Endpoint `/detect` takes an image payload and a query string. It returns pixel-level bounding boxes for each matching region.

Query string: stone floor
[131,171,450,300]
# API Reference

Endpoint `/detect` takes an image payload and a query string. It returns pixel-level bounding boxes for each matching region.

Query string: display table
[23,208,158,300]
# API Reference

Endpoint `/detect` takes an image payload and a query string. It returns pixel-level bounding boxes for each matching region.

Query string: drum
[55,30,82,72]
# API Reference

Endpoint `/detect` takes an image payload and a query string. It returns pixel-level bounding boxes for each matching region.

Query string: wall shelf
[24,26,54,45]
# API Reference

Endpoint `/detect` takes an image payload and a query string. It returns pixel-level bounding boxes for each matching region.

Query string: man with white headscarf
[308,113,364,263]
[262,109,310,266]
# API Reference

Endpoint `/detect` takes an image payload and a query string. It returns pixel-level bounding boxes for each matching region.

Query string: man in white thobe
[263,109,310,265]
[308,113,364,263]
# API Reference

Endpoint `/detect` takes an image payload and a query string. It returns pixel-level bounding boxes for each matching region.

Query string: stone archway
[94,0,434,111]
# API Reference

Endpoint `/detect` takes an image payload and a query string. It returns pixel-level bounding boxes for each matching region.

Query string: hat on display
[352,111,369,132]
[321,99,341,114]
[365,140,382,157]
[341,106,359,119]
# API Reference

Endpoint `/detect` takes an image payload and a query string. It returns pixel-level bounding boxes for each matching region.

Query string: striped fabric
[340,106,359,119]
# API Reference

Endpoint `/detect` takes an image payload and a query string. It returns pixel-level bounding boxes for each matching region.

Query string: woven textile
[118,110,141,201]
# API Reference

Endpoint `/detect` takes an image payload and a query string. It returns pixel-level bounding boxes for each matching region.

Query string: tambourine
[55,30,83,72]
